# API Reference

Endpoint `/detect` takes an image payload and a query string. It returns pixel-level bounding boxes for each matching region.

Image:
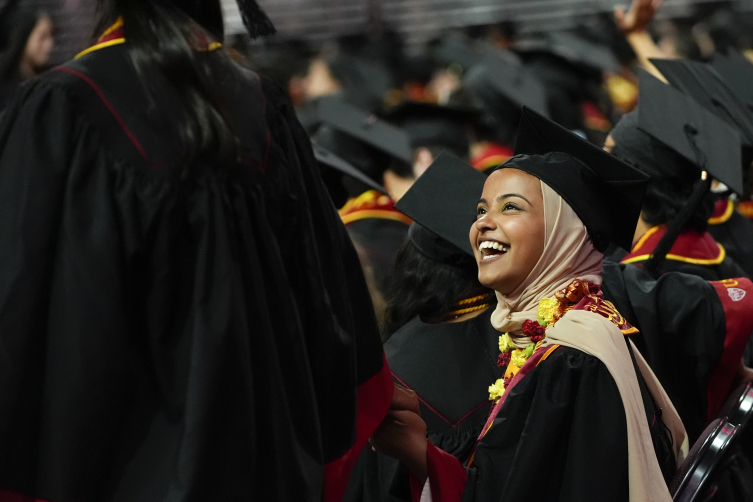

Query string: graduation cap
[313,96,412,164]
[650,58,753,149]
[394,153,486,264]
[385,101,479,157]
[508,107,649,252]
[514,32,620,74]
[462,51,550,117]
[313,144,388,208]
[310,96,412,185]
[430,32,481,75]
[711,49,753,112]
[636,69,743,194]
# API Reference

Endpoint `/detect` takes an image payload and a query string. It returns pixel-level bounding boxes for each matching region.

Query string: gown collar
[621,225,726,266]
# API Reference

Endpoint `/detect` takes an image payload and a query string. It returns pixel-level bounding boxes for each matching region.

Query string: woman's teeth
[479,241,510,258]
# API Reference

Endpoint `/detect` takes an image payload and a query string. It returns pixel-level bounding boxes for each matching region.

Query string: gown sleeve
[0,80,101,500]
[258,77,393,501]
[420,348,631,502]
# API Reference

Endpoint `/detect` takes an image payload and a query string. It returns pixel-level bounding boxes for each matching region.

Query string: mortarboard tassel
[645,125,712,277]
[235,0,276,39]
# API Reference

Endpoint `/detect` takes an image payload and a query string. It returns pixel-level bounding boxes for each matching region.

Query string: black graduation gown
[601,261,753,500]
[339,192,411,295]
[601,261,729,442]
[344,310,503,502]
[0,43,388,502]
[429,343,675,502]
[707,200,753,278]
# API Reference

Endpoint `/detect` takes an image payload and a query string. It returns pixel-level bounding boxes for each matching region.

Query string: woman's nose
[474,214,495,232]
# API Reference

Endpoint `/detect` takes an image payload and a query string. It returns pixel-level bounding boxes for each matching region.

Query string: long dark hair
[383,239,493,337]
[95,0,236,165]
[0,4,47,80]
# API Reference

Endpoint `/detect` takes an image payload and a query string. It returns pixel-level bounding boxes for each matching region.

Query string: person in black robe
[308,96,415,327]
[0,2,392,501]
[605,74,748,281]
[344,155,501,502]
[371,108,681,502]
[0,1,54,113]
[707,197,753,279]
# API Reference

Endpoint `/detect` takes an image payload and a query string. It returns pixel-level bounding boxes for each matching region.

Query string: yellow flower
[488,378,506,402]
[537,298,559,326]
[510,349,528,368]
[498,333,515,353]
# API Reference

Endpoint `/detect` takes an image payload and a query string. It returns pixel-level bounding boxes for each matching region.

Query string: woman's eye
[502,203,520,211]
[476,207,487,217]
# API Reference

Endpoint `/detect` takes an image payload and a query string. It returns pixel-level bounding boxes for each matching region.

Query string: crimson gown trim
[706,278,753,422]
[323,353,394,502]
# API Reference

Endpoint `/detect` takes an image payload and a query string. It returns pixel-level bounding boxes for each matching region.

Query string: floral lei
[488,279,602,402]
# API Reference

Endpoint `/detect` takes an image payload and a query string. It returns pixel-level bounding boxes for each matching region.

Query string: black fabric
[610,109,699,182]
[344,309,502,502]
[407,224,470,268]
[636,70,744,194]
[708,207,753,278]
[0,44,382,501]
[600,260,727,442]
[461,346,674,502]
[394,152,485,257]
[347,217,410,295]
[510,107,649,252]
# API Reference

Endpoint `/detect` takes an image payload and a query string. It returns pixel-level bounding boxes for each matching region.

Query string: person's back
[0,3,390,501]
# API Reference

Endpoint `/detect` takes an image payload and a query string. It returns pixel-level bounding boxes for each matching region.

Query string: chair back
[716,381,753,428]
[669,419,739,502]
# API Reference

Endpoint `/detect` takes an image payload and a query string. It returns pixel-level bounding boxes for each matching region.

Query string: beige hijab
[490,180,687,502]
[490,182,602,346]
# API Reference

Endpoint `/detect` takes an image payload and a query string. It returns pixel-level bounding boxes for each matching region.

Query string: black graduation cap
[509,107,649,252]
[514,32,620,74]
[711,49,753,112]
[636,69,743,194]
[462,51,550,117]
[313,144,388,207]
[650,58,753,148]
[313,96,412,165]
[385,101,479,156]
[430,32,481,75]
[394,153,486,263]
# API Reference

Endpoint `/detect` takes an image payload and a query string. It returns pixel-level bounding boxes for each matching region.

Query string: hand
[615,0,662,35]
[370,385,428,481]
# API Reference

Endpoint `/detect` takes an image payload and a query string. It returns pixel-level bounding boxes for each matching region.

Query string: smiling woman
[371,108,689,502]
[472,169,546,294]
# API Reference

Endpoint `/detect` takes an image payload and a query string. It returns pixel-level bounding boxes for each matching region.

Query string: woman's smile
[470,168,546,295]
[478,239,511,260]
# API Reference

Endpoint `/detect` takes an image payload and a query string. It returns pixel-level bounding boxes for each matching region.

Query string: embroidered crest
[728,288,747,302]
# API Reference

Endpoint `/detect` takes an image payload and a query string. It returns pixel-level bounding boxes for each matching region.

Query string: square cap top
[510,107,648,252]
[313,96,413,164]
[313,144,388,195]
[384,100,479,153]
[637,69,743,194]
[514,32,620,74]
[462,51,550,117]
[395,152,486,257]
[651,58,753,148]
[711,49,753,111]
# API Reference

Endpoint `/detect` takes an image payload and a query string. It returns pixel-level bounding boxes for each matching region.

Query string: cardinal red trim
[323,353,393,502]
[707,278,753,422]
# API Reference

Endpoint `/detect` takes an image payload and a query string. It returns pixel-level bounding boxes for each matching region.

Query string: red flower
[497,352,512,367]
[523,319,545,341]
[503,375,513,388]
